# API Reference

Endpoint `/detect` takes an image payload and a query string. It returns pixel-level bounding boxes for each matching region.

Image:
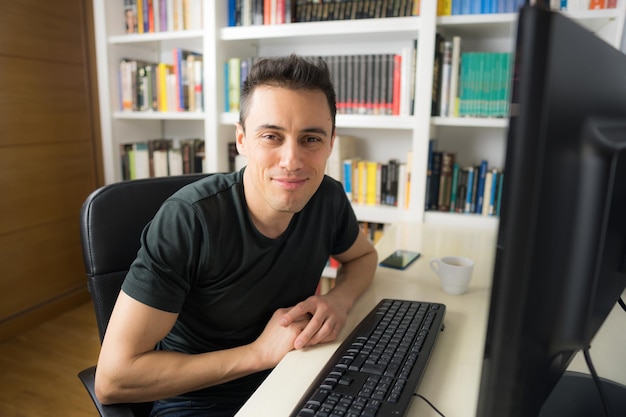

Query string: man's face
[236,85,335,218]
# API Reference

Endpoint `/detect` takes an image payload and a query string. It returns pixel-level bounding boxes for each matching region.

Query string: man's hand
[251,308,311,367]
[278,294,349,349]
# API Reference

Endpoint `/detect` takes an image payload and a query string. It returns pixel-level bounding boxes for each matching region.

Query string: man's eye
[304,136,322,143]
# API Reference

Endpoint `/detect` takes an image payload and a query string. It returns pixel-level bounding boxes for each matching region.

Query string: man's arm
[279,230,378,349]
[95,292,309,405]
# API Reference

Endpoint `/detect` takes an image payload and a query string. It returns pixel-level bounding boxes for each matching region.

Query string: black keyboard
[290,299,446,417]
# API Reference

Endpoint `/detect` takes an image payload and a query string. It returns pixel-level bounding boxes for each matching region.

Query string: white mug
[430,256,474,295]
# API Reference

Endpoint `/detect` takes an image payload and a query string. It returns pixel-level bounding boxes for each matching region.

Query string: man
[95,54,378,416]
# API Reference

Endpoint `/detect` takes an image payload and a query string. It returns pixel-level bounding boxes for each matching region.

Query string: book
[133,142,151,179]
[156,62,171,111]
[488,169,499,216]
[119,59,135,111]
[397,162,407,210]
[187,53,203,112]
[424,139,437,209]
[448,36,461,117]
[455,167,468,213]
[437,151,455,212]
[428,151,442,210]
[342,158,359,201]
[228,57,242,112]
[387,159,400,206]
[365,161,379,205]
[150,139,171,177]
[404,151,413,209]
[474,160,488,214]
[124,0,138,33]
[120,143,133,180]
[357,160,367,204]
[392,54,402,115]
[168,139,183,175]
[481,170,492,216]
[431,33,443,116]
[438,40,452,117]
[449,162,460,212]
[464,166,475,213]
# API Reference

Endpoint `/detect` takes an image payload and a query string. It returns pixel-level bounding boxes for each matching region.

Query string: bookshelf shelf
[109,30,204,44]
[437,13,518,38]
[424,211,499,229]
[432,117,508,128]
[352,204,416,225]
[220,17,422,41]
[114,111,206,120]
[92,1,625,229]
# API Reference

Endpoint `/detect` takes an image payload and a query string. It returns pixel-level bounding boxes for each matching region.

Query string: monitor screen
[476,5,626,417]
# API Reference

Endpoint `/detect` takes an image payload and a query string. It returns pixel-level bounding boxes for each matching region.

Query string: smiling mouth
[273,177,307,190]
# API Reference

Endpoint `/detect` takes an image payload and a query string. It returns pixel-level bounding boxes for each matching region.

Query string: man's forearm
[331,247,378,311]
[95,344,265,405]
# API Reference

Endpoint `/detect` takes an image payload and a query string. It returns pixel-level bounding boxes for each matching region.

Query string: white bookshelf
[91,1,625,229]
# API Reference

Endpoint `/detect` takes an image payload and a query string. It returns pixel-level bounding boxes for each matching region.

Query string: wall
[0,0,103,341]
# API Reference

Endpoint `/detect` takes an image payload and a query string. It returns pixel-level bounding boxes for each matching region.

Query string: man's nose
[278,139,303,170]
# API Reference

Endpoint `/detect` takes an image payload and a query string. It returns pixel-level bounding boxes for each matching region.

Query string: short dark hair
[239,54,337,134]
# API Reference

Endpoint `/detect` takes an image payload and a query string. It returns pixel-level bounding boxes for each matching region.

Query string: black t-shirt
[122,169,359,407]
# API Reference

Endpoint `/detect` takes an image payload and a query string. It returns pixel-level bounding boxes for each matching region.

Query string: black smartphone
[379,250,421,270]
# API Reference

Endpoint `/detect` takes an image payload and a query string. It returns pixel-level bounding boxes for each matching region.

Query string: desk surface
[235,221,626,417]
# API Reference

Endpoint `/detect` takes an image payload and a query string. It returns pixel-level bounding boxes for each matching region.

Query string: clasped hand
[279,294,348,350]
[253,294,348,369]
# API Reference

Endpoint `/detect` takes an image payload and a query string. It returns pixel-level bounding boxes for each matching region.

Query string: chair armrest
[77,366,151,417]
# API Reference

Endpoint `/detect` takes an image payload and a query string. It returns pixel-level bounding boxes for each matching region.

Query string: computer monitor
[476,4,626,417]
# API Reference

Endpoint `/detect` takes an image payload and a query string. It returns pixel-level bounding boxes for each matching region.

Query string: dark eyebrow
[256,124,329,138]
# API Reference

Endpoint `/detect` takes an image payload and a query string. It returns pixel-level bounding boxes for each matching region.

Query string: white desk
[236,222,498,417]
[236,221,626,417]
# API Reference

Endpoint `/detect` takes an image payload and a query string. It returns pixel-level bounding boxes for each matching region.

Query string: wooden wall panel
[0,0,102,341]
[0,0,85,64]
[0,218,85,320]
[0,57,92,146]
[0,142,96,235]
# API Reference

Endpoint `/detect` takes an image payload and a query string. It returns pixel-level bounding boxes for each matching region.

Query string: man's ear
[235,122,247,156]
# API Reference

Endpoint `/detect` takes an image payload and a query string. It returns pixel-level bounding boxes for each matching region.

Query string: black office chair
[77,173,209,417]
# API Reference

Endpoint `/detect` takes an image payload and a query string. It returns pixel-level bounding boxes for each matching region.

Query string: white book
[133,142,151,179]
[400,46,415,116]
[448,36,461,117]
[439,40,452,117]
[167,0,175,32]
[168,139,183,175]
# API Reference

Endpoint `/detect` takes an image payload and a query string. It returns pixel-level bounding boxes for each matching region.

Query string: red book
[392,54,402,116]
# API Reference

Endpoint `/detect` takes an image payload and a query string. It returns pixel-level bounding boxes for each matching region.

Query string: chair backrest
[80,173,209,343]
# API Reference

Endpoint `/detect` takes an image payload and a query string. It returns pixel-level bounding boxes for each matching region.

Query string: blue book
[475,160,488,214]
[228,0,236,26]
[452,0,462,14]
[461,0,471,14]
[450,163,460,212]
[343,160,354,200]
